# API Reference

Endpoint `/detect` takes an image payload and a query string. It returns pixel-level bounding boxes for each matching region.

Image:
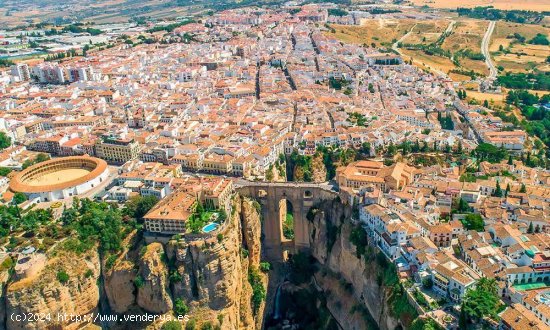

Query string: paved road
[234,178,338,192]
[481,21,497,80]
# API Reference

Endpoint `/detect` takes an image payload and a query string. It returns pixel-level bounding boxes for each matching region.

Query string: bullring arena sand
[25,169,92,186]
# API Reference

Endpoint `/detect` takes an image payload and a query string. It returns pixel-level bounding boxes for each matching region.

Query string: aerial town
[0,2,549,330]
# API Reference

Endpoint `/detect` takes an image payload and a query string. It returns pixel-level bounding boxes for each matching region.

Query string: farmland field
[407,0,550,11]
[489,22,550,73]
[327,19,417,47]
[403,20,451,45]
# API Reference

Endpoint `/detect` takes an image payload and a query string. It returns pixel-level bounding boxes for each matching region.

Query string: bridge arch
[235,182,338,260]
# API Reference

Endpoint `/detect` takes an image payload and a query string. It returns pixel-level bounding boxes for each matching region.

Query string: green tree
[185,319,196,330]
[13,192,27,204]
[453,197,472,213]
[459,303,468,329]
[360,142,371,156]
[0,132,11,149]
[265,166,274,181]
[124,195,159,220]
[0,167,11,176]
[456,140,463,154]
[493,180,503,197]
[200,322,213,330]
[174,298,189,316]
[387,142,396,156]
[461,214,485,231]
[35,153,50,163]
[474,143,508,163]
[519,183,526,193]
[248,266,266,315]
[462,278,501,322]
[368,83,375,93]
[259,261,271,272]
[527,222,534,234]
[422,277,433,289]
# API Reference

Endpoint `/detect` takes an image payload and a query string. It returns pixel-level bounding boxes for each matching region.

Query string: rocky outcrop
[311,152,327,183]
[0,192,266,330]
[241,199,262,267]
[293,153,326,183]
[104,232,140,314]
[136,242,172,314]
[310,199,401,330]
[166,195,263,329]
[104,259,137,314]
[5,248,101,330]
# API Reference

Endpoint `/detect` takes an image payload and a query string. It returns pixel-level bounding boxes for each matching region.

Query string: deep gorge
[0,192,416,330]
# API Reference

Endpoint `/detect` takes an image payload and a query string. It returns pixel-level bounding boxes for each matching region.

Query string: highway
[481,21,497,80]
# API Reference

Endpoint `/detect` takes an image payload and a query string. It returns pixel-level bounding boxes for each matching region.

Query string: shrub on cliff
[259,261,271,272]
[162,321,182,330]
[248,266,266,315]
[409,317,443,330]
[56,270,70,284]
[174,298,189,316]
[185,319,196,330]
[350,225,368,257]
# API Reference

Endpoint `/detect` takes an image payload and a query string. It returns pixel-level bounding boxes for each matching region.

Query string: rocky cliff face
[1,191,401,330]
[292,153,327,183]
[311,152,327,183]
[309,199,401,330]
[1,194,265,330]
[104,232,140,315]
[164,194,264,329]
[104,258,137,314]
[0,266,10,330]
[136,242,173,314]
[5,248,101,330]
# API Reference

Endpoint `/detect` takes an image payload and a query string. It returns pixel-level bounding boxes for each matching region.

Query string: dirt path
[393,23,448,77]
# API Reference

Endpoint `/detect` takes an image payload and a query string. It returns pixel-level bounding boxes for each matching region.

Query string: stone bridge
[235,180,338,260]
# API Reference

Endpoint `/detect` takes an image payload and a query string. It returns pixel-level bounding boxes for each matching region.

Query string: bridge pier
[260,196,285,261]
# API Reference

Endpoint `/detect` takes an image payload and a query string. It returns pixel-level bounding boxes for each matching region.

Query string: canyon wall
[309,198,402,330]
[165,194,264,329]
[1,191,408,330]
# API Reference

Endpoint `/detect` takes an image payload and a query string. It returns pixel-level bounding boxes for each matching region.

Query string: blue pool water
[202,222,219,233]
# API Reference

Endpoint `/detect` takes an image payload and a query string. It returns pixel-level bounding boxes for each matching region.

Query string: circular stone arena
[10,156,109,202]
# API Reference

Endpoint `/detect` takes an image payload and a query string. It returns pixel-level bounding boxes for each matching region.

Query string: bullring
[9,156,109,202]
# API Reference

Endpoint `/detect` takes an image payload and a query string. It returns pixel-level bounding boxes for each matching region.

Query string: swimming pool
[202,222,220,233]
[513,280,550,291]
[537,291,550,305]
